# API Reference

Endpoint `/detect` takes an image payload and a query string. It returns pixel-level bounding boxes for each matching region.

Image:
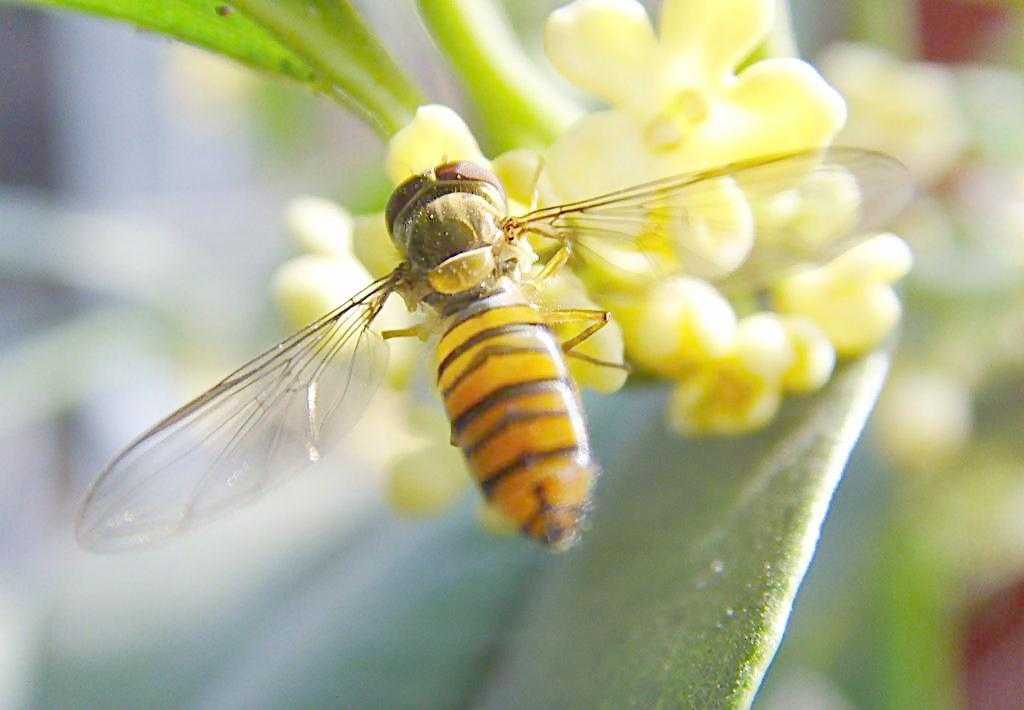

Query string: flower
[873,371,973,473]
[773,233,913,357]
[385,104,490,185]
[541,0,847,284]
[669,312,795,435]
[819,43,967,185]
[387,406,472,516]
[272,196,419,387]
[608,276,737,378]
[779,316,836,393]
[543,0,846,199]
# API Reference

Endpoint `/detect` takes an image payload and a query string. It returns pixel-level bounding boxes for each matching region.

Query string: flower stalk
[417,0,583,152]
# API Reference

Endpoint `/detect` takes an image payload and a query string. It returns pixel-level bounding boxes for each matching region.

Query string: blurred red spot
[962,576,1024,710]
[919,0,1009,63]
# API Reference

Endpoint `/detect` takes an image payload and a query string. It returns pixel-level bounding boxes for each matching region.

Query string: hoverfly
[77,148,912,551]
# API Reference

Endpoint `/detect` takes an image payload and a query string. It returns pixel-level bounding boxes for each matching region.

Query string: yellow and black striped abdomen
[436,293,597,548]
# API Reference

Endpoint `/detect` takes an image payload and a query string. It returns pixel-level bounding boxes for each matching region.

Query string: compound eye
[434,160,505,197]
[386,173,432,235]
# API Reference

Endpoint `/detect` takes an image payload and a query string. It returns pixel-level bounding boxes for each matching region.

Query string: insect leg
[543,308,630,372]
[381,324,429,341]
[533,245,572,283]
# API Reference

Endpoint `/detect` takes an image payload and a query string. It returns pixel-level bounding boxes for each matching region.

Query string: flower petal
[351,212,403,278]
[491,148,547,214]
[630,59,844,175]
[272,254,371,329]
[385,105,487,185]
[616,276,737,376]
[773,234,910,358]
[669,175,754,277]
[659,0,774,81]
[717,58,846,158]
[545,0,657,107]
[733,312,794,380]
[668,358,782,436]
[544,110,670,202]
[779,317,836,392]
[821,43,966,184]
[285,196,353,256]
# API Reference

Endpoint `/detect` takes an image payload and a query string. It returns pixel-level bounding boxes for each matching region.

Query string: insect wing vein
[513,147,913,288]
[77,277,395,551]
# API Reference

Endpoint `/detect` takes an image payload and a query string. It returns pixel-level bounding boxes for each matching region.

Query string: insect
[76,148,912,551]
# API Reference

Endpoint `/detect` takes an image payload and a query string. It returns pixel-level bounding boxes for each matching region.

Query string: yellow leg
[381,324,428,341]
[527,155,547,212]
[534,245,572,283]
[543,308,630,372]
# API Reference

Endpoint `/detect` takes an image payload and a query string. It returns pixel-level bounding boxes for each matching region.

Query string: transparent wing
[512,148,914,289]
[77,276,398,552]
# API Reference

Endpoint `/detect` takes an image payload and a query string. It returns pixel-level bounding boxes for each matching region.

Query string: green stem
[417,0,581,153]
[233,0,423,137]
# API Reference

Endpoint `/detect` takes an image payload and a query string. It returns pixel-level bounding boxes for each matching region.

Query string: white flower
[774,234,913,357]
[820,43,967,185]
[874,372,973,473]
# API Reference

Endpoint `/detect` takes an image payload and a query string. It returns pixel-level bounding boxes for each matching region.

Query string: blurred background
[2,1,1023,707]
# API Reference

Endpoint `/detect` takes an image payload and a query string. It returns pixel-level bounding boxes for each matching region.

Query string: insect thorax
[387,162,510,296]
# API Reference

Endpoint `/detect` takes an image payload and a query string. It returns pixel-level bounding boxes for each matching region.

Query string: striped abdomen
[435,290,597,549]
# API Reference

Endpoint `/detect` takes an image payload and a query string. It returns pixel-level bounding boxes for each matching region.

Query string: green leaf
[10,0,315,81]
[417,0,582,153]
[229,0,423,136]
[230,354,888,708]
[10,0,422,137]
[479,353,890,708]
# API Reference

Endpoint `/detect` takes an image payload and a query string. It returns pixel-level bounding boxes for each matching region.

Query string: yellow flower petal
[826,232,913,285]
[776,275,902,358]
[272,254,371,329]
[874,371,973,472]
[285,196,353,256]
[351,212,403,278]
[491,148,547,213]
[618,276,737,376]
[668,175,754,277]
[385,104,488,185]
[718,58,846,155]
[668,358,782,436]
[774,234,911,357]
[751,162,862,254]
[545,0,657,108]
[387,443,471,517]
[821,43,966,184]
[659,0,774,81]
[779,316,836,392]
[734,312,794,380]
[544,110,666,202]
